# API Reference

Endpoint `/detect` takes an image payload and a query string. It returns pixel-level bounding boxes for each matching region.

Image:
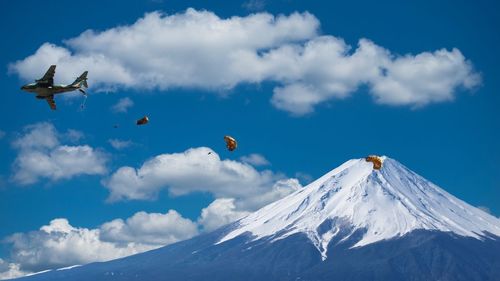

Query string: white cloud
[1,198,258,277]
[4,209,198,274]
[9,9,318,90]
[0,259,29,280]
[111,97,134,113]
[5,219,148,273]
[12,122,59,150]
[9,9,477,115]
[2,194,296,277]
[268,38,480,114]
[240,153,270,166]
[108,139,133,150]
[370,48,481,107]
[271,83,325,116]
[3,156,301,277]
[198,198,250,231]
[100,210,198,245]
[11,122,108,185]
[103,147,301,210]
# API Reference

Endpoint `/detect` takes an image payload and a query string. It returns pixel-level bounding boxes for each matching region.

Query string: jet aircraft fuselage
[20,65,88,110]
[21,83,83,96]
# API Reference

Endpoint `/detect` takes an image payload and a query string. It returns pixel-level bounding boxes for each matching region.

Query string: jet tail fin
[71,71,88,88]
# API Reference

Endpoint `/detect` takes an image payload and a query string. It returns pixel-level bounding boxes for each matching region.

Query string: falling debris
[365,155,383,170]
[79,92,88,110]
[136,116,149,126]
[224,135,237,152]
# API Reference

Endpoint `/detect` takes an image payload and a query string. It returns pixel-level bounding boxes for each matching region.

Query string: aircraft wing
[45,95,56,110]
[37,65,56,86]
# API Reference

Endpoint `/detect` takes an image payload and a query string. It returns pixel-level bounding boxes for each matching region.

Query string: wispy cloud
[295,172,313,184]
[240,153,270,166]
[242,0,266,11]
[64,129,84,142]
[108,139,134,150]
[111,97,134,113]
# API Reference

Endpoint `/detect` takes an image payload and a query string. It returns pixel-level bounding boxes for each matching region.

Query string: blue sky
[1,0,499,277]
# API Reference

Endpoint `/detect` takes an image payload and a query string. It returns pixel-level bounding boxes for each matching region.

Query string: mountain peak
[218,157,500,260]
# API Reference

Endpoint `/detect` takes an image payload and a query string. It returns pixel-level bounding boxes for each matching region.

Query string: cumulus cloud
[240,153,270,166]
[5,219,147,273]
[11,122,108,185]
[108,139,134,150]
[4,209,198,274]
[9,9,479,115]
[12,122,58,150]
[102,147,301,210]
[9,9,318,90]
[370,48,481,107]
[2,194,287,278]
[198,198,250,231]
[111,97,134,113]
[1,200,255,277]
[100,210,198,245]
[3,150,302,277]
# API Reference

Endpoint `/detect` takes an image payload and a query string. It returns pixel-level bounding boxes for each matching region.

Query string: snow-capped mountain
[219,157,500,259]
[12,156,500,281]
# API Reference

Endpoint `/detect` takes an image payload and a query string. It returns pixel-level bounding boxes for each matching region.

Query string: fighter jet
[20,65,88,110]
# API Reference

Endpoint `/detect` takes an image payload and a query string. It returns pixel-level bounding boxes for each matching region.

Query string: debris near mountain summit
[365,155,383,170]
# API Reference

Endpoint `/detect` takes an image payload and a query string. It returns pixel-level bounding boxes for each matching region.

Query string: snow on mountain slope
[218,157,500,260]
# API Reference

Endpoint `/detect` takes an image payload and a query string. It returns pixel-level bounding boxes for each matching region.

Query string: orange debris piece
[224,135,237,152]
[366,155,383,170]
[136,116,149,126]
